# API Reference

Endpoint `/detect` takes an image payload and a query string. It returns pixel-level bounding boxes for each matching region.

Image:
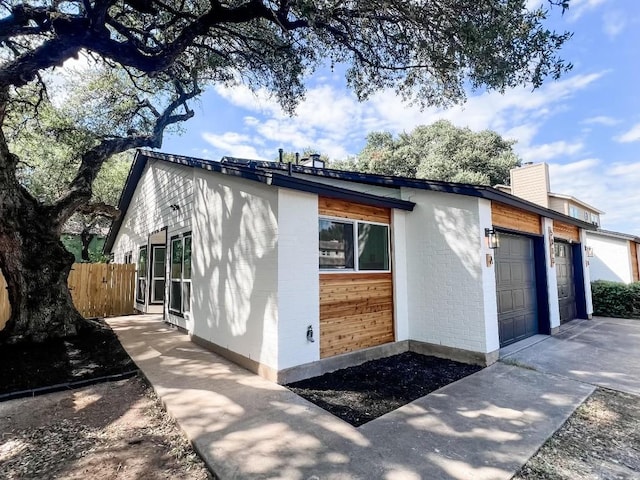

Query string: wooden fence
[0,263,136,330]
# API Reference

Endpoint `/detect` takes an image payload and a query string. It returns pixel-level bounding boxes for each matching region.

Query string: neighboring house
[105,151,595,383]
[500,162,640,284]
[586,230,640,284]
[495,162,604,226]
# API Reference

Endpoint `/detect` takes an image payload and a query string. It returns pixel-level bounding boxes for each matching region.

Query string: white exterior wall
[544,218,561,329]
[402,188,489,353]
[192,170,279,371]
[580,229,594,315]
[277,189,320,369]
[586,232,633,283]
[111,160,194,314]
[392,210,410,341]
[478,199,499,353]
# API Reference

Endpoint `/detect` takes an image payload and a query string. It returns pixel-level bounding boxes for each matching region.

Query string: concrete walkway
[502,316,640,395]
[108,315,593,480]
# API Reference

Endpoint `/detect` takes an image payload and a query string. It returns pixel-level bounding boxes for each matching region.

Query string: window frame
[318,215,391,273]
[150,245,166,305]
[169,232,192,316]
[136,245,148,304]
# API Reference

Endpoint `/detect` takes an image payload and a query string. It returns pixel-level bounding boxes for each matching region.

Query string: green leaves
[356,120,521,185]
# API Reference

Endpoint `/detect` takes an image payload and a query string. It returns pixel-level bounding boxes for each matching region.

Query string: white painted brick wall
[402,188,488,353]
[192,170,279,370]
[544,218,561,329]
[580,228,594,315]
[277,189,320,369]
[478,199,499,353]
[111,160,194,313]
[586,232,633,283]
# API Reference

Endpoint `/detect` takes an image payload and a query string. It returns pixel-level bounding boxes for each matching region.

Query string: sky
[162,0,640,235]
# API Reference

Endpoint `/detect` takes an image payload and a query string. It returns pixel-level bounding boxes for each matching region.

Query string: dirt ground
[515,388,640,479]
[286,351,482,426]
[0,376,213,480]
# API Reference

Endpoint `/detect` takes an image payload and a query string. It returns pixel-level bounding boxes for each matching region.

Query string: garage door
[495,233,539,347]
[555,242,577,324]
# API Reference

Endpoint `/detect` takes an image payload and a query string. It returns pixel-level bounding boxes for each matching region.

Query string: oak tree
[0,0,571,342]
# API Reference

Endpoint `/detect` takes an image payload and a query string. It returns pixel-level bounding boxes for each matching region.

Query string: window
[569,206,579,219]
[319,220,354,269]
[136,246,147,304]
[358,223,390,270]
[170,233,192,315]
[124,251,133,264]
[590,213,599,225]
[319,218,390,271]
[151,246,166,304]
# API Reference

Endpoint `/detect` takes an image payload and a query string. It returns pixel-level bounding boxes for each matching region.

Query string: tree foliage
[355,120,521,185]
[0,0,572,341]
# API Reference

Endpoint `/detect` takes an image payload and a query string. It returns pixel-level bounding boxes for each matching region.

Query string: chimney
[509,162,550,208]
[301,153,325,169]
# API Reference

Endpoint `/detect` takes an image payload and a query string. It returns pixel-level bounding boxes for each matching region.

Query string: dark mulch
[0,321,136,396]
[286,351,482,427]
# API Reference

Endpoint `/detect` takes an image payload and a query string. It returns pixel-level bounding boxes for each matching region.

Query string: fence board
[1,263,136,330]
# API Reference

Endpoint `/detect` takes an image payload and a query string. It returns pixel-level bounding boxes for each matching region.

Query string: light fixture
[306,325,315,343]
[169,204,180,211]
[485,228,500,249]
[585,246,594,257]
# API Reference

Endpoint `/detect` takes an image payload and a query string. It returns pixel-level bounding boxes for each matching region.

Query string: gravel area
[0,376,213,480]
[286,351,482,426]
[515,388,640,479]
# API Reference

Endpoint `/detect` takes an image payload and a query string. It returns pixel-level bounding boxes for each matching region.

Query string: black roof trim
[228,159,596,231]
[104,151,415,253]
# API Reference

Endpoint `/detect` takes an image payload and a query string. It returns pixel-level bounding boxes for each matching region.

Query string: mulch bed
[0,321,136,396]
[286,351,482,427]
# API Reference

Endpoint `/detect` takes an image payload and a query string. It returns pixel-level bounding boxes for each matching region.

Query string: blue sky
[162,0,640,235]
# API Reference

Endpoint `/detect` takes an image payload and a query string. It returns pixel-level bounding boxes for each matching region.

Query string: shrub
[591,280,640,318]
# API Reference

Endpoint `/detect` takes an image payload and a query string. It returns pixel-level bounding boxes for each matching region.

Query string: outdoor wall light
[585,246,594,257]
[485,228,500,249]
[169,204,180,211]
[306,325,315,343]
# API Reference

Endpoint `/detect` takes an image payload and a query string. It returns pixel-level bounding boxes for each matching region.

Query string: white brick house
[105,151,596,382]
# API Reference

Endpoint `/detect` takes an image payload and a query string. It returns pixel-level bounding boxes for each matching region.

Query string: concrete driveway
[501,317,640,395]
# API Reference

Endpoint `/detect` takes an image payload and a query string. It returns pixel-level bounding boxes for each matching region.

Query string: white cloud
[209,71,605,162]
[520,141,584,162]
[201,132,266,159]
[615,123,640,143]
[603,11,626,38]
[548,158,640,234]
[567,0,609,21]
[582,115,620,126]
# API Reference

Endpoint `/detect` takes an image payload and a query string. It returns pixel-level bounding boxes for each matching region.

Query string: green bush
[591,280,640,318]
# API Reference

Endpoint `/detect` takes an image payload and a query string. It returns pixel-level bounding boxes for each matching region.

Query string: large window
[170,233,192,315]
[319,218,390,271]
[136,245,147,304]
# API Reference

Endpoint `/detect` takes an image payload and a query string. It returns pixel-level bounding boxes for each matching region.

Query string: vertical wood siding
[491,202,542,235]
[318,197,394,359]
[553,220,580,242]
[0,263,136,330]
[630,241,639,282]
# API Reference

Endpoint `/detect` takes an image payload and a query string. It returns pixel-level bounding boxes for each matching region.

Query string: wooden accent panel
[492,202,542,235]
[553,220,580,242]
[630,241,639,282]
[0,263,136,331]
[319,197,391,224]
[319,273,394,358]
